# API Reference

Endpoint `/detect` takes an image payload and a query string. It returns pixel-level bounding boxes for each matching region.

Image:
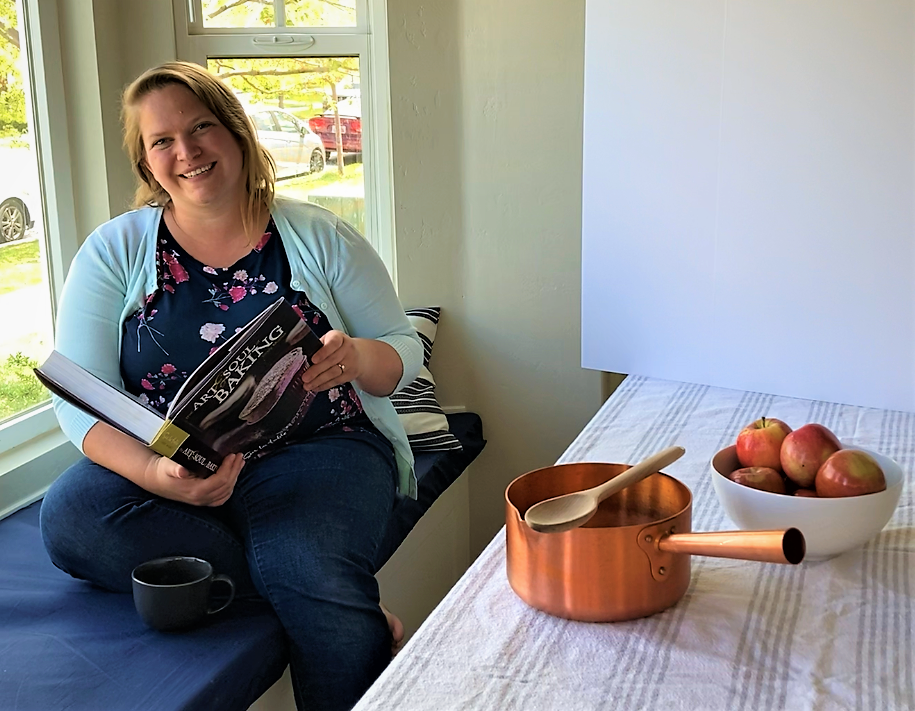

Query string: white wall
[388,0,602,553]
[64,0,602,558]
[582,0,915,412]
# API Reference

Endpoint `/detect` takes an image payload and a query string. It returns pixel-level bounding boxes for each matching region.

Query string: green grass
[277,161,364,202]
[0,240,42,296]
[0,352,48,420]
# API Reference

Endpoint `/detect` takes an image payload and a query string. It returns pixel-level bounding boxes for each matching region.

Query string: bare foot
[381,603,405,656]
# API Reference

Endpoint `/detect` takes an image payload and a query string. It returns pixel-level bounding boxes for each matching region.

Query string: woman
[39,61,421,711]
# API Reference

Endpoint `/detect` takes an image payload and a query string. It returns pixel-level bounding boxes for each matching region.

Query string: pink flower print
[204,266,218,275]
[163,284,175,294]
[161,251,189,283]
[233,270,248,281]
[139,394,150,405]
[140,378,154,390]
[264,281,278,294]
[161,363,176,375]
[328,387,341,402]
[228,286,247,303]
[254,232,271,251]
[200,322,226,343]
[219,304,229,311]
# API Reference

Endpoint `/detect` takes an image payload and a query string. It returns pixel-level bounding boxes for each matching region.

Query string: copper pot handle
[657,528,805,565]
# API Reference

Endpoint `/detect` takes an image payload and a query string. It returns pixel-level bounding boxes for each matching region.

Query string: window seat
[0,412,485,711]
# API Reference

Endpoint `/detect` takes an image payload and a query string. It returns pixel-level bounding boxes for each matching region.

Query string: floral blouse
[120,216,377,445]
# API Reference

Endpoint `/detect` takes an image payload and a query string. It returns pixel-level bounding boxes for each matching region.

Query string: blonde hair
[121,61,276,235]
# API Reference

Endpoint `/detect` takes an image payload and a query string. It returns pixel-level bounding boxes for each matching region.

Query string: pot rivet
[658,566,666,575]
[644,534,653,543]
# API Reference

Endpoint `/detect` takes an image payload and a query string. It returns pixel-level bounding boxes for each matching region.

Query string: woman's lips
[181,162,216,179]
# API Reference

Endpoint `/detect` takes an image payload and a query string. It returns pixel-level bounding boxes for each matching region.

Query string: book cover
[35,297,323,477]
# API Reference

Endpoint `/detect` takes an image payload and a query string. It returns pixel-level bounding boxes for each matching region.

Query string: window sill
[0,426,80,520]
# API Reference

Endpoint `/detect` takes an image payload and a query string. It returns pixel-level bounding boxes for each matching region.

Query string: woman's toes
[381,603,405,656]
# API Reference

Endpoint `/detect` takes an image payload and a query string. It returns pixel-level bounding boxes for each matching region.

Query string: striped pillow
[392,307,463,452]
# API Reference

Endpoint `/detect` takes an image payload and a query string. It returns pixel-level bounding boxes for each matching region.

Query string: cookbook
[34,297,323,477]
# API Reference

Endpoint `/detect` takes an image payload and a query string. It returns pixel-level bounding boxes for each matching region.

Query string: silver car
[248,108,326,180]
[0,186,36,244]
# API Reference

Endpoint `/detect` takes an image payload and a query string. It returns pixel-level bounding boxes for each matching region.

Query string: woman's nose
[175,136,202,161]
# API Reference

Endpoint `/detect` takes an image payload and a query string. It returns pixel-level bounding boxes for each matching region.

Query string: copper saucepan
[505,462,805,622]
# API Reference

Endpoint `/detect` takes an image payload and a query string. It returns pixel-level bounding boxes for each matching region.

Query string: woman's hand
[301,330,360,392]
[143,452,245,507]
[83,422,244,507]
[301,330,403,397]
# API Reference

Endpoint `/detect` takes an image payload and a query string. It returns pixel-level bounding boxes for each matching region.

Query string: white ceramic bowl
[711,444,904,561]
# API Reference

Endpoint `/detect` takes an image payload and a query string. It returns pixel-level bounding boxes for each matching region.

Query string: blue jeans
[40,430,397,711]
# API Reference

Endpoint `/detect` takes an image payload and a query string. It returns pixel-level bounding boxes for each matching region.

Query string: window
[0,0,78,451]
[173,0,396,271]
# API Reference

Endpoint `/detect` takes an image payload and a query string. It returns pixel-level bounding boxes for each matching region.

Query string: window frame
[0,0,80,459]
[172,0,398,276]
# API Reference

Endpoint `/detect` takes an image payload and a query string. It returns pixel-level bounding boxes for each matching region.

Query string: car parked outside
[0,167,37,243]
[248,108,326,179]
[307,113,362,156]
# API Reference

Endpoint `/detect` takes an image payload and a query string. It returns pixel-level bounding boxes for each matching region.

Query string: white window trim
[0,0,80,468]
[171,0,398,281]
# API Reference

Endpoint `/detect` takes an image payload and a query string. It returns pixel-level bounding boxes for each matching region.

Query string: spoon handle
[592,445,685,503]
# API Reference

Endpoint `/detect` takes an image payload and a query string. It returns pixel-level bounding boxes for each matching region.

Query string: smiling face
[138,83,246,216]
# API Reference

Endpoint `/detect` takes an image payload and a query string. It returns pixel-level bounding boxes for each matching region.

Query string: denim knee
[40,457,254,595]
[40,457,119,583]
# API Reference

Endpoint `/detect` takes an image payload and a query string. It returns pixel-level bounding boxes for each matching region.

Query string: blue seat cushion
[375,412,485,570]
[0,413,485,711]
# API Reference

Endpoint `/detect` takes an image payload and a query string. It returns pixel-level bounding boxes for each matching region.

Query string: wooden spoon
[523,445,686,533]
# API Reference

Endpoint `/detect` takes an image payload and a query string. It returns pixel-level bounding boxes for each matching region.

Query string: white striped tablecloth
[354,377,915,711]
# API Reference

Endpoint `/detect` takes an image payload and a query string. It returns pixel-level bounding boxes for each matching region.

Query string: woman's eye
[195,122,213,131]
[151,138,169,148]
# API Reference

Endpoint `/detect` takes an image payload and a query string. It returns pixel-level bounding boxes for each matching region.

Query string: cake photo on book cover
[34,297,323,478]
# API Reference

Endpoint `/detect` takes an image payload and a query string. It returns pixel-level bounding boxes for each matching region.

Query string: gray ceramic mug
[131,556,235,632]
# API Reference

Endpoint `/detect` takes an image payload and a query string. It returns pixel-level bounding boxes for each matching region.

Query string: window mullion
[274,0,286,28]
[186,0,203,30]
[21,0,79,304]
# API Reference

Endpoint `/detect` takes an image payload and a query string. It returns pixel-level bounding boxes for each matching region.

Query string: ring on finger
[337,363,346,375]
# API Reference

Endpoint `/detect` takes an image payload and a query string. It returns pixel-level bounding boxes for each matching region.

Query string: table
[353,376,915,711]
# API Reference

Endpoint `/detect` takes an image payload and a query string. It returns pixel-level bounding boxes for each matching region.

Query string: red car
[307,114,362,155]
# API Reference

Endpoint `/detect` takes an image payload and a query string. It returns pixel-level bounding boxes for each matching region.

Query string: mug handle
[207,574,236,615]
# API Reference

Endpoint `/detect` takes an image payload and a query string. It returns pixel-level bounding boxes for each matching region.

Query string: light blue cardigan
[53,196,422,498]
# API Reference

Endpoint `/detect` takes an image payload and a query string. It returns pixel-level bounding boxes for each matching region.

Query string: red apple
[816,450,886,498]
[736,417,792,470]
[780,423,841,489]
[793,488,819,498]
[729,466,787,494]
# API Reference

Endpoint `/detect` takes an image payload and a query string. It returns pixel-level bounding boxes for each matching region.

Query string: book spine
[150,420,221,478]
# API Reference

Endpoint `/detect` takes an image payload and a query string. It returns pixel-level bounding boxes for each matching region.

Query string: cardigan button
[321,302,328,309]
[291,280,301,288]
